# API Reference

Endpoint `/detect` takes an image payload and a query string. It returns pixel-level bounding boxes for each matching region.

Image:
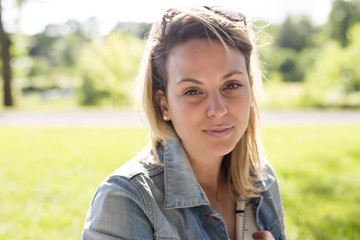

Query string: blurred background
[1,0,360,240]
[1,0,359,110]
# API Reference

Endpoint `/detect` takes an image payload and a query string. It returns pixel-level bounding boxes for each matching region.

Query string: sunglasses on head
[204,6,247,25]
[162,6,247,30]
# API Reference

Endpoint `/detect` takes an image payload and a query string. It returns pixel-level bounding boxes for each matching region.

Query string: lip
[202,126,234,138]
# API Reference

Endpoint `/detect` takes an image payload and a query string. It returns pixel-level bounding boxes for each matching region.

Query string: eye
[184,88,203,96]
[224,81,243,90]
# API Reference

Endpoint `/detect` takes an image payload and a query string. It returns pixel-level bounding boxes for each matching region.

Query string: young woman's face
[158,38,252,161]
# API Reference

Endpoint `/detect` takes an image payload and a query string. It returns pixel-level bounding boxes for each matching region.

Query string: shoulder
[255,157,278,191]
[95,146,165,204]
[111,147,164,179]
[255,157,286,239]
[93,147,165,208]
[260,157,276,175]
[83,148,164,239]
[90,148,164,203]
[257,157,283,204]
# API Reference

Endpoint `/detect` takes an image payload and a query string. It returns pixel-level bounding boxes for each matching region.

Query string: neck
[185,149,224,191]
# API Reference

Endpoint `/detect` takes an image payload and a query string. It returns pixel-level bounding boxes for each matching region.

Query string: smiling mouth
[202,126,234,138]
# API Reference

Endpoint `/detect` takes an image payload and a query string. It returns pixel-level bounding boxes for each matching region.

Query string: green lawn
[1,125,359,239]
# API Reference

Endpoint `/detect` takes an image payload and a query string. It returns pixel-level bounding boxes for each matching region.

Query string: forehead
[166,38,247,78]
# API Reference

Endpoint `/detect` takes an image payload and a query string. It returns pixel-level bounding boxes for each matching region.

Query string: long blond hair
[138,6,263,198]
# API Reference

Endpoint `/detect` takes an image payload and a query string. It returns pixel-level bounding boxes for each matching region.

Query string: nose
[207,93,228,118]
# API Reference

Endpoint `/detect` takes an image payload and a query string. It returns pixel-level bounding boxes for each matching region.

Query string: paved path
[260,110,360,125]
[0,109,359,127]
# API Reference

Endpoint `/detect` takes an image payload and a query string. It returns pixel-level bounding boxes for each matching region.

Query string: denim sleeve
[263,160,286,240]
[82,175,154,240]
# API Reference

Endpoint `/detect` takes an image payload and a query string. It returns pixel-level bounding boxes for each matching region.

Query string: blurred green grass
[1,125,359,239]
[262,125,360,240]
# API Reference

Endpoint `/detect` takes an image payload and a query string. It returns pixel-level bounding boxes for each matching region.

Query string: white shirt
[236,201,259,240]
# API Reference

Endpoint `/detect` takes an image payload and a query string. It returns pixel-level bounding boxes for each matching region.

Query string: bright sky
[4,0,333,35]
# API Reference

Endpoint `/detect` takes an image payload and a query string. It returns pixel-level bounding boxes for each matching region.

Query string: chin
[209,141,237,157]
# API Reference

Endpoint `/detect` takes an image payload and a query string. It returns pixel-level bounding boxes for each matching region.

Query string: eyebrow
[176,71,245,86]
[176,78,204,86]
[222,71,244,79]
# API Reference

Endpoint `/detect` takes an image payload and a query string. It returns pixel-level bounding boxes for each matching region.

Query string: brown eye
[224,81,242,90]
[184,88,202,96]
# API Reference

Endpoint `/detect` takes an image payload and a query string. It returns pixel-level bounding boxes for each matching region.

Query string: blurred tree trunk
[0,0,13,106]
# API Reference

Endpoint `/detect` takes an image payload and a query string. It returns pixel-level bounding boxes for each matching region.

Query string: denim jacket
[83,138,286,240]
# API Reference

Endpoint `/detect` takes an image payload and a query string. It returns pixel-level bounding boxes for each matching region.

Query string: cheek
[230,91,252,117]
[235,90,250,101]
[169,99,199,120]
[168,98,203,132]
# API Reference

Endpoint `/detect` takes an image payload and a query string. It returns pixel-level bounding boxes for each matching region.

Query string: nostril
[207,97,228,118]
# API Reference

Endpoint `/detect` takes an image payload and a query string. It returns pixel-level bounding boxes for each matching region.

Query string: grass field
[1,125,359,239]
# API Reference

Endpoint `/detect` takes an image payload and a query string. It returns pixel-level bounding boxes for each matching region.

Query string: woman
[83,6,285,240]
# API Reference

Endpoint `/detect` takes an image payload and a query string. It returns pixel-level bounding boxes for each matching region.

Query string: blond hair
[138,6,263,198]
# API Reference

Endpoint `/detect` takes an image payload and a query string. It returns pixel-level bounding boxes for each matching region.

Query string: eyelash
[184,88,203,96]
[224,81,243,90]
[183,81,243,96]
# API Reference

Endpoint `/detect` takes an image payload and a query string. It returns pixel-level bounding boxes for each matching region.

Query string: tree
[327,0,360,46]
[303,23,360,108]
[0,0,26,107]
[29,20,90,67]
[0,0,13,106]
[77,30,144,106]
[275,15,317,52]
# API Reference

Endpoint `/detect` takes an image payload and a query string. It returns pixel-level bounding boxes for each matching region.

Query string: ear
[155,90,170,120]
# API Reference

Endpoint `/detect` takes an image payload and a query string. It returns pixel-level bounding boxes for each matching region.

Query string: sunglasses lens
[165,9,179,19]
[163,6,247,30]
[211,7,245,22]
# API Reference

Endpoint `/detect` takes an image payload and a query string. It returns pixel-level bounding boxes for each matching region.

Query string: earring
[251,101,254,107]
[163,116,168,121]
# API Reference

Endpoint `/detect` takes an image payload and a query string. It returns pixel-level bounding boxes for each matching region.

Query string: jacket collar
[159,138,209,209]
[158,138,275,209]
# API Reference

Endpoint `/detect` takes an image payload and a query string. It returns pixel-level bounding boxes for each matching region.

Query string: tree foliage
[5,0,360,109]
[326,0,360,46]
[276,15,317,51]
[29,20,90,67]
[77,30,144,106]
[259,0,360,108]
[303,23,360,107]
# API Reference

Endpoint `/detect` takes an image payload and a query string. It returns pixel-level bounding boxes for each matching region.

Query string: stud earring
[251,101,254,107]
[163,116,168,121]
